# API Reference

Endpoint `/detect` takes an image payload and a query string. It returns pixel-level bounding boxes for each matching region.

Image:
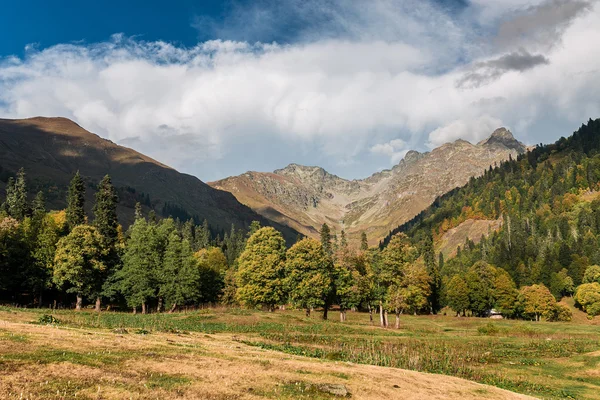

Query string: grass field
[0,301,598,399]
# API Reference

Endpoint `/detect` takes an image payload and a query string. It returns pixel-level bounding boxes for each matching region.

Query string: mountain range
[0,117,527,244]
[0,117,297,241]
[209,128,527,243]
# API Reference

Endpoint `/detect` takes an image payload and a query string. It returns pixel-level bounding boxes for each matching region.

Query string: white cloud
[371,139,408,164]
[0,0,599,180]
[427,116,504,148]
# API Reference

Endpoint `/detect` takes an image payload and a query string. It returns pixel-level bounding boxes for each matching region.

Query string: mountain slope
[386,118,600,287]
[0,117,297,240]
[210,128,526,243]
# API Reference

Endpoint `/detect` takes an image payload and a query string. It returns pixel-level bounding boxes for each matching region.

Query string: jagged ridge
[210,129,526,243]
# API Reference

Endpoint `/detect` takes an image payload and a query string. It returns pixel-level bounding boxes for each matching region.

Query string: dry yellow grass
[0,315,535,400]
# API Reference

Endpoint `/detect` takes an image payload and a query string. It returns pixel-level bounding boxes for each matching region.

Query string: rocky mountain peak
[478,127,526,152]
[404,150,423,164]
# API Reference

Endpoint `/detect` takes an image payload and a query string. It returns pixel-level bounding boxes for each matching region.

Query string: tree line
[3,119,600,323]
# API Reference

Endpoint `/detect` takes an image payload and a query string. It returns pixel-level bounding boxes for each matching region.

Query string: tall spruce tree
[320,223,332,257]
[5,169,28,220]
[159,232,200,312]
[93,175,118,247]
[66,171,86,230]
[423,234,441,313]
[360,231,369,251]
[114,217,159,314]
[93,175,119,311]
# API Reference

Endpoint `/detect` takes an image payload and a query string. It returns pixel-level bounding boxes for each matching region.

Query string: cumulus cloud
[427,116,504,148]
[371,139,409,164]
[0,0,599,180]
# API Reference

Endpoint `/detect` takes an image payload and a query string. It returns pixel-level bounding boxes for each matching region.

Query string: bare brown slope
[210,128,526,244]
[0,117,297,240]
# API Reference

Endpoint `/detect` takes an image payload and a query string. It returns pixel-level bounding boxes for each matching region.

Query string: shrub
[37,314,60,325]
[544,303,572,322]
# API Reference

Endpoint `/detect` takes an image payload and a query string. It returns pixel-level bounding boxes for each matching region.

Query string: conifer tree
[66,171,86,230]
[115,217,159,313]
[93,175,119,247]
[423,234,441,313]
[93,175,119,309]
[32,192,46,221]
[360,231,368,251]
[320,223,332,257]
[159,232,199,312]
[5,169,28,220]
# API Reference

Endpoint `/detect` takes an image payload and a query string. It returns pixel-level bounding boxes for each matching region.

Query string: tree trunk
[157,297,163,313]
[169,303,177,313]
[368,304,373,324]
[133,306,137,314]
[95,297,101,312]
[141,302,147,314]
[38,292,43,308]
[306,308,311,317]
[384,310,389,328]
[379,302,385,327]
[322,304,328,320]
[53,299,57,310]
[75,295,83,311]
[395,309,400,329]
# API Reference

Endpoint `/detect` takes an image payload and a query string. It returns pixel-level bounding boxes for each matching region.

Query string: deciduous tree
[236,227,286,310]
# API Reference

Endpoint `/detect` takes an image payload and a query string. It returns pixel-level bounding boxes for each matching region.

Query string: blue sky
[0,0,598,181]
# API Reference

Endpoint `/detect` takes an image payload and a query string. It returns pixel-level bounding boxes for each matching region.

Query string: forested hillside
[385,118,600,300]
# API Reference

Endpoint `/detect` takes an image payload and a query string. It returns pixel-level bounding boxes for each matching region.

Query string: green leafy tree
[446,275,470,316]
[519,284,556,321]
[549,268,575,300]
[285,238,334,319]
[53,225,106,310]
[236,227,286,310]
[376,233,418,327]
[334,248,367,322]
[583,265,600,284]
[465,261,497,317]
[574,282,600,316]
[66,171,86,230]
[545,302,573,322]
[0,217,29,296]
[494,270,519,318]
[386,263,431,328]
[194,247,228,303]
